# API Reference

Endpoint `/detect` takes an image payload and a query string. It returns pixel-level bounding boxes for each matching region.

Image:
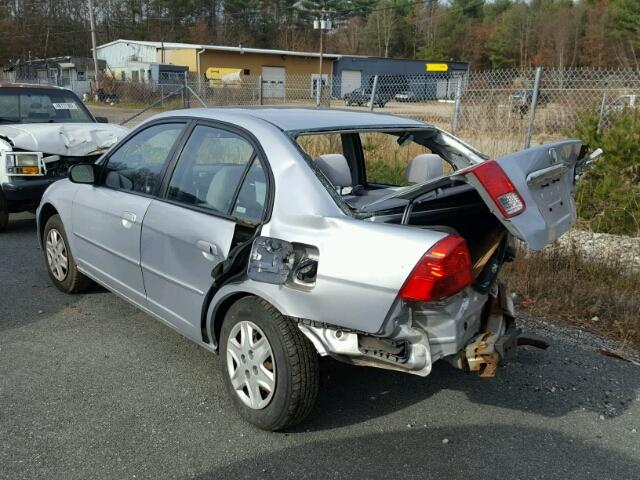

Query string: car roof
[0,82,71,92]
[154,107,427,133]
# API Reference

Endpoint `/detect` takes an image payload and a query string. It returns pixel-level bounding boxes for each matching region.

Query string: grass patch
[502,246,640,350]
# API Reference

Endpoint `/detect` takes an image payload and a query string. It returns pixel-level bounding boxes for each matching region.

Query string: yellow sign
[425,63,449,72]
[205,67,243,80]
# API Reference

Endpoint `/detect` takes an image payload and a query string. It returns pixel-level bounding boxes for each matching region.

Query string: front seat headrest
[315,154,352,188]
[406,154,444,184]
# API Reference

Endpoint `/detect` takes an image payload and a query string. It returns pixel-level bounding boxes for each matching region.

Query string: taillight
[398,235,474,302]
[468,160,525,218]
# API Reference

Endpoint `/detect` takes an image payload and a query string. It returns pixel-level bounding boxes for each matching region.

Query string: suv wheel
[220,297,319,431]
[43,214,92,293]
[0,190,8,232]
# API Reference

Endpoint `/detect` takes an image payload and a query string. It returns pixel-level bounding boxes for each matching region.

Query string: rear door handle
[121,211,137,229]
[197,240,218,261]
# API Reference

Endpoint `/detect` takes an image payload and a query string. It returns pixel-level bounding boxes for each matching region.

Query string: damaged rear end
[292,140,591,378]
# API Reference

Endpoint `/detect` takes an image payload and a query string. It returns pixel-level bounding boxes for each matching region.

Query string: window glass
[232,160,267,224]
[0,88,94,124]
[104,123,183,195]
[167,125,258,216]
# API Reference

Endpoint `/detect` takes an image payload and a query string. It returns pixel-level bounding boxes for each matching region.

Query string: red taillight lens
[398,235,474,302]
[468,160,525,218]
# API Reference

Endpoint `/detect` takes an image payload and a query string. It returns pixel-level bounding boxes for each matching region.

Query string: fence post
[597,89,607,134]
[524,66,542,149]
[182,71,190,109]
[258,75,263,106]
[368,75,379,111]
[451,75,463,133]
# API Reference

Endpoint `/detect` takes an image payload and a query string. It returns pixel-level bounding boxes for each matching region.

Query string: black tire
[0,189,8,232]
[220,296,319,431]
[43,214,92,293]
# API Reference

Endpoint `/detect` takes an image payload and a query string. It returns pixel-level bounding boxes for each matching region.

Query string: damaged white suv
[37,108,598,430]
[0,83,128,231]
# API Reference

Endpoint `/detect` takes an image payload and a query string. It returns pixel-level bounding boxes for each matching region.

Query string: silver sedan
[37,107,591,430]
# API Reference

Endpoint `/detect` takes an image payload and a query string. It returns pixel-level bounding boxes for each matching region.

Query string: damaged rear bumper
[298,282,519,378]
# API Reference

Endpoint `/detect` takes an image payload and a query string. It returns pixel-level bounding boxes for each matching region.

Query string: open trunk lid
[460,140,584,250]
[363,140,587,251]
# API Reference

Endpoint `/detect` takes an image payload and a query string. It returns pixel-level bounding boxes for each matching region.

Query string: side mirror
[95,116,109,123]
[68,164,97,184]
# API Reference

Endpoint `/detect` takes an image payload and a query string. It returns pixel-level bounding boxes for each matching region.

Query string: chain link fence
[3,68,639,157]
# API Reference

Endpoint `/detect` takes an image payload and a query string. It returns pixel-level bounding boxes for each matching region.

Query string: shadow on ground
[199,425,640,479]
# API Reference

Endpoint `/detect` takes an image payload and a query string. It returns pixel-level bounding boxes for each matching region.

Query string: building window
[132,70,139,82]
[120,71,126,81]
[77,71,86,81]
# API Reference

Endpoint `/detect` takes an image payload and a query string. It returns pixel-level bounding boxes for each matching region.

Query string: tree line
[0,0,638,70]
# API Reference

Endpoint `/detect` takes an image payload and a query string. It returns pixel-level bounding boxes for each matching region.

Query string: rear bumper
[298,283,518,378]
[1,176,63,212]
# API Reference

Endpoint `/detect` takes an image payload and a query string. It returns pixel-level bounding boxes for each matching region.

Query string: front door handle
[197,240,218,261]
[121,211,137,229]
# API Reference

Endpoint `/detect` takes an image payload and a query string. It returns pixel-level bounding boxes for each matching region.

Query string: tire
[220,296,319,431]
[0,190,8,232]
[43,214,92,293]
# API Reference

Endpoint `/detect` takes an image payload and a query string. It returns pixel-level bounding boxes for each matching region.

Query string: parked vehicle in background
[37,107,597,431]
[0,83,128,231]
[344,87,391,107]
[395,91,419,102]
[509,89,550,115]
[606,94,637,113]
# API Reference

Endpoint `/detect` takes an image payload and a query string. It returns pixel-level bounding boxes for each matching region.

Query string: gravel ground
[544,230,640,274]
[1,213,639,480]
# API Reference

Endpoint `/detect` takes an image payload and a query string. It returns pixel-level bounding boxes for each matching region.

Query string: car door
[71,122,187,305]
[140,123,269,340]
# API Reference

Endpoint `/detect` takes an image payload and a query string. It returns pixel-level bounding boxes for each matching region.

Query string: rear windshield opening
[293,127,487,214]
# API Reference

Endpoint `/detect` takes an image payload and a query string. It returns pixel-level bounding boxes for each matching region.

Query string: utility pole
[314,14,331,108]
[88,0,99,88]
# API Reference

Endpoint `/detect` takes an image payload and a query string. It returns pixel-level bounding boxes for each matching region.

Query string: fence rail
[3,67,639,157]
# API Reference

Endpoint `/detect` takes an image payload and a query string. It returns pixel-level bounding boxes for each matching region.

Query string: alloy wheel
[46,228,69,281]
[226,320,276,410]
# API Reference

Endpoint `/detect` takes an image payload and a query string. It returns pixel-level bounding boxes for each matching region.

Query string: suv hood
[0,123,129,156]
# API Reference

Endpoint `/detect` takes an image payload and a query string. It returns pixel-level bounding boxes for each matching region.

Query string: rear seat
[314,153,397,209]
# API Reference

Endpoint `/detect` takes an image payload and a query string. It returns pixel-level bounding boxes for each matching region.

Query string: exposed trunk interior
[373,184,510,288]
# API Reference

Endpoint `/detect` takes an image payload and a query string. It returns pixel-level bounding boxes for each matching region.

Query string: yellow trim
[425,63,449,72]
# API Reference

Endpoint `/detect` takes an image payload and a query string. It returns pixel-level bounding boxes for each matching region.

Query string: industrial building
[95,39,468,99]
[96,39,337,97]
[332,57,469,99]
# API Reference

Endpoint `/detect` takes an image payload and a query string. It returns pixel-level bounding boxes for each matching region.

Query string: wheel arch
[205,288,292,352]
[38,202,59,248]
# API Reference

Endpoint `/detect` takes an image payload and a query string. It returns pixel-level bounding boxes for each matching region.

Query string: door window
[167,125,266,222]
[103,123,184,195]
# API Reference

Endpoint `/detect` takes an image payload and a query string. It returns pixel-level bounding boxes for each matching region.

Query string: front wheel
[220,297,319,431]
[43,214,92,293]
[0,190,8,232]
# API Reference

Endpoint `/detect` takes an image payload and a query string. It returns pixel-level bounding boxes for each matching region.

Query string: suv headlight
[5,152,45,175]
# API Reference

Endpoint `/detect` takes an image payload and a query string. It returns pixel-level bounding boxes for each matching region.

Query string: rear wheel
[0,190,8,232]
[220,297,319,431]
[43,214,92,293]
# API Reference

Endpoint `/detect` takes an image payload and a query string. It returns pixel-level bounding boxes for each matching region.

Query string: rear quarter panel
[215,217,447,334]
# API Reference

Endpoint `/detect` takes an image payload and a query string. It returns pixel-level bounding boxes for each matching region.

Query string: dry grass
[502,246,640,350]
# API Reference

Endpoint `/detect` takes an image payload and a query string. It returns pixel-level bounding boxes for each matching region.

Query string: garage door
[262,66,285,99]
[341,69,362,96]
